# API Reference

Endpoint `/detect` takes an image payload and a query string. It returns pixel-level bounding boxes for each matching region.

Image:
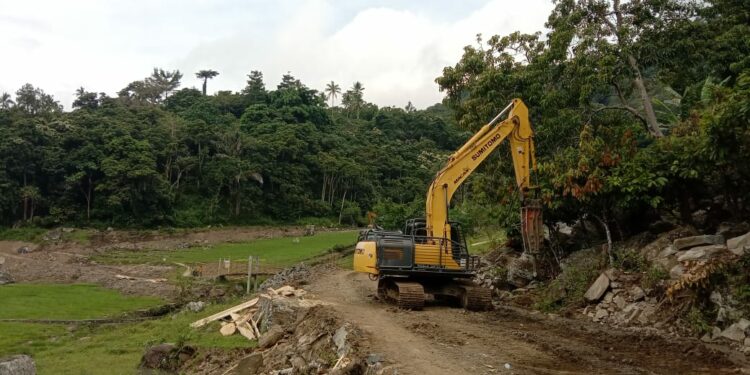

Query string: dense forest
[0,71,467,227]
[1,0,749,240]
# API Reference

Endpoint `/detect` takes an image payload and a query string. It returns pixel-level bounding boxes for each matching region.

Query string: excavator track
[461,285,493,311]
[378,279,425,310]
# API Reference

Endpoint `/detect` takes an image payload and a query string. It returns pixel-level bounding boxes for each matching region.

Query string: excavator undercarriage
[376,277,493,311]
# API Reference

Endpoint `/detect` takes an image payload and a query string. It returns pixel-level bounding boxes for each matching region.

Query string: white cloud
[0,0,553,109]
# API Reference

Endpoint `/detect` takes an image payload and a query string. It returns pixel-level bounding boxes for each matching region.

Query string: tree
[325,81,341,107]
[405,101,416,112]
[342,81,365,118]
[0,92,14,109]
[242,71,267,104]
[148,68,183,99]
[195,69,219,96]
[72,87,100,110]
[14,84,61,115]
[550,0,685,137]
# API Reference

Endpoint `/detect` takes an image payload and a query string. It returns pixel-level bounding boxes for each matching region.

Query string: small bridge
[194,257,281,279]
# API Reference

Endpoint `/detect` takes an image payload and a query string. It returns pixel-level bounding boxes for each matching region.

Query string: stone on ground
[234,353,264,375]
[669,264,685,279]
[629,286,645,301]
[584,273,610,302]
[676,245,727,262]
[258,325,285,349]
[720,323,747,342]
[0,355,36,375]
[673,235,724,251]
[0,271,13,285]
[185,301,205,313]
[139,343,196,372]
[727,231,750,256]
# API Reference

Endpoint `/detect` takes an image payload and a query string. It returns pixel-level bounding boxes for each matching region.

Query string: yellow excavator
[353,98,543,310]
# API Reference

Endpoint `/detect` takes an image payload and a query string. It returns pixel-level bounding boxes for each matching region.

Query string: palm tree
[351,81,365,118]
[325,81,341,107]
[352,81,364,98]
[195,70,219,95]
[0,92,14,109]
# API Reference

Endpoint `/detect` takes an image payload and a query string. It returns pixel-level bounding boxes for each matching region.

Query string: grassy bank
[94,230,358,265]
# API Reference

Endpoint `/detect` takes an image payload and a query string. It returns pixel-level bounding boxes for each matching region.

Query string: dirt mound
[186,292,380,374]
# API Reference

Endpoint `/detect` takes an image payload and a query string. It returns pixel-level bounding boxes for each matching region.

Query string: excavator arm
[425,98,537,241]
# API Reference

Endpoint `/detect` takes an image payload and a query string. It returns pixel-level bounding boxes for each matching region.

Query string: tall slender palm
[351,81,365,118]
[195,70,219,95]
[352,81,364,97]
[0,92,14,109]
[325,81,341,107]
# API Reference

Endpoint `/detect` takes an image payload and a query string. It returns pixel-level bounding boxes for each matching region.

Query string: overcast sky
[0,0,553,110]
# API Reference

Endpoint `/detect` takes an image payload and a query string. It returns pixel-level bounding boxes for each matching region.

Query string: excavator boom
[425,98,537,241]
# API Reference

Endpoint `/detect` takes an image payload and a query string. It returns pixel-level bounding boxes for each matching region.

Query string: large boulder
[584,273,610,302]
[235,353,264,375]
[676,245,728,262]
[727,231,750,256]
[720,323,747,342]
[138,343,196,372]
[506,253,536,288]
[0,355,36,375]
[673,235,724,251]
[0,271,13,286]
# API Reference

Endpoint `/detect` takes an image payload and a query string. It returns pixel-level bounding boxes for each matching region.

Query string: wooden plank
[190,298,259,328]
[237,324,256,340]
[250,317,261,338]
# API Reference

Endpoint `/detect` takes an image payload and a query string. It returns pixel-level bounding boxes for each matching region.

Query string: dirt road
[308,269,748,375]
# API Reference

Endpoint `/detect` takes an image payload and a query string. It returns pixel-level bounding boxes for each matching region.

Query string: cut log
[275,285,296,296]
[190,297,259,328]
[220,322,237,336]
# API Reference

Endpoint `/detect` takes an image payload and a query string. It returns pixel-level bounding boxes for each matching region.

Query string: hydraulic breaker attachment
[521,200,543,255]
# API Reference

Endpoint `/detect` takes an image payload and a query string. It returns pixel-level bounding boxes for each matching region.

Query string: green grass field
[0,293,256,374]
[0,284,161,320]
[94,230,358,266]
[468,230,506,255]
[0,230,358,374]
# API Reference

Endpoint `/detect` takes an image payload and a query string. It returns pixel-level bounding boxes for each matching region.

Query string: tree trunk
[202,79,207,96]
[321,174,327,202]
[85,176,92,221]
[627,55,663,137]
[593,213,614,267]
[338,189,347,225]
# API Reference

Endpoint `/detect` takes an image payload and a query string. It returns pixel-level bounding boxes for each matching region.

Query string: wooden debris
[114,274,167,283]
[250,317,261,338]
[220,323,237,336]
[237,324,256,340]
[190,297,259,328]
[274,285,296,296]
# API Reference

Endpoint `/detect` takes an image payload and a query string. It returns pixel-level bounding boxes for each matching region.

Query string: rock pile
[225,292,387,374]
[259,264,312,291]
[580,227,750,353]
[0,355,36,375]
[582,269,658,326]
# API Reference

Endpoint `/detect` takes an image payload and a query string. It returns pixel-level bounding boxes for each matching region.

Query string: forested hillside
[1,0,749,238]
[0,74,466,227]
[437,0,750,245]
